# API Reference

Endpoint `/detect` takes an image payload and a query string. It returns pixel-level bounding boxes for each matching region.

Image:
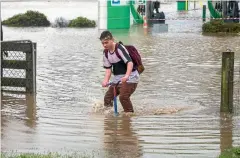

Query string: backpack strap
[115,43,122,60]
[103,49,108,59]
[104,43,122,60]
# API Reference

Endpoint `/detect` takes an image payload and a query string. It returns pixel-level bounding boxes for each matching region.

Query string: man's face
[101,38,114,50]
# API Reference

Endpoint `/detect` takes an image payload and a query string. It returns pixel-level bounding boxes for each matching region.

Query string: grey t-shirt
[103,44,139,84]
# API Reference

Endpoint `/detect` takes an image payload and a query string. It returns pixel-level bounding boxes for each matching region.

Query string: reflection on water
[1,93,37,152]
[1,93,37,128]
[220,113,233,154]
[103,115,143,158]
[1,1,240,158]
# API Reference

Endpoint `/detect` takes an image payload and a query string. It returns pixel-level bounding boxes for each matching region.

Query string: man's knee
[119,94,134,112]
[119,94,129,102]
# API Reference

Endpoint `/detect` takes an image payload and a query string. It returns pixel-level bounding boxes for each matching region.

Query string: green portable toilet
[177,0,189,11]
[107,0,130,29]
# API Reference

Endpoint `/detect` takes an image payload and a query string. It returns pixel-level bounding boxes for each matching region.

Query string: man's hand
[102,80,109,87]
[121,75,129,83]
[122,62,133,83]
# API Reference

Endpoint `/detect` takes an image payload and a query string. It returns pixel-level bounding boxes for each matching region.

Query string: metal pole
[185,0,188,10]
[0,1,2,83]
[202,5,206,22]
[146,0,150,23]
[222,1,227,20]
[0,1,2,41]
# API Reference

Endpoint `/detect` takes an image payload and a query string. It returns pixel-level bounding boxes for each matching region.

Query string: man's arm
[104,69,111,82]
[125,61,133,78]
[102,52,112,86]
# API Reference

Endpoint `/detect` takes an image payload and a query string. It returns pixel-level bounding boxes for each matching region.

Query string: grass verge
[219,147,240,158]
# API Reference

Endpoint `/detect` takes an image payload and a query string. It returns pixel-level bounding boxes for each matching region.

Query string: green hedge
[68,16,96,28]
[2,10,50,27]
[2,11,96,28]
[202,20,240,33]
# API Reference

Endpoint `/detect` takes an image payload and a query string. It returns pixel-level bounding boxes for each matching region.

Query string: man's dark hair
[99,30,113,40]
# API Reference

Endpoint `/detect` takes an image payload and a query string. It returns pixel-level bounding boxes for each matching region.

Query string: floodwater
[1,1,240,158]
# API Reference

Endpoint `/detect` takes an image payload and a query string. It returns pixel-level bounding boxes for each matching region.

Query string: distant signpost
[111,0,120,5]
[111,0,129,6]
[138,0,146,5]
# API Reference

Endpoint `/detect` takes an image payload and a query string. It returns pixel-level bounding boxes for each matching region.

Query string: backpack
[104,41,145,74]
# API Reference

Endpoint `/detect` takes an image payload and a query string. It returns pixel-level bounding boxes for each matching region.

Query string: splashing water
[91,100,113,115]
[90,100,190,116]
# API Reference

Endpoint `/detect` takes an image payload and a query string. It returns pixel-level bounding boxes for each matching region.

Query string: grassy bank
[1,152,95,158]
[202,20,240,34]
[219,147,240,158]
[2,147,240,157]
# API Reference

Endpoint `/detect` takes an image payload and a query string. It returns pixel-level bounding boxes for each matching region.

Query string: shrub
[52,17,69,28]
[2,10,50,27]
[68,16,96,28]
[202,19,240,33]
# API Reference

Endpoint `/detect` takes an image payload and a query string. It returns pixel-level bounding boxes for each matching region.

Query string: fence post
[26,49,32,93]
[221,51,234,113]
[1,45,3,79]
[25,42,37,93]
[33,43,37,94]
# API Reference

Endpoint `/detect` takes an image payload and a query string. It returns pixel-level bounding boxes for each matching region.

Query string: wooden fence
[1,40,36,93]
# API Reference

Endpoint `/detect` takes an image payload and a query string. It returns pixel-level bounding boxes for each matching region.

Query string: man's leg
[104,85,120,107]
[104,86,114,107]
[119,83,138,112]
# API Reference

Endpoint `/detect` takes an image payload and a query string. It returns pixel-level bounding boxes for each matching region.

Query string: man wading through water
[100,30,139,113]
